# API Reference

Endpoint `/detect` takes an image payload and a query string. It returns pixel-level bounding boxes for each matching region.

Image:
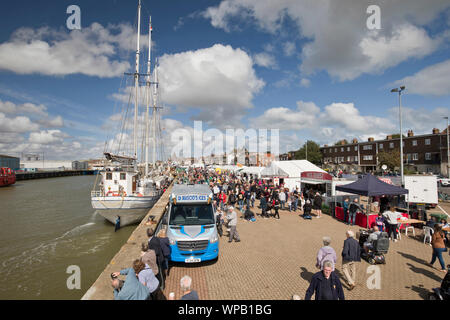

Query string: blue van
[164,184,219,263]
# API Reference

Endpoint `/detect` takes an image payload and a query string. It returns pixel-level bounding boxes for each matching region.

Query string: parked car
[436,175,450,187]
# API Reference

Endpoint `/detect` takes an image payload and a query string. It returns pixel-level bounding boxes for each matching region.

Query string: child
[376,212,385,232]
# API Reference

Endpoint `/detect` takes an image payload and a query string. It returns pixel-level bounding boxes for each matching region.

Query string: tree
[334,139,349,146]
[378,150,400,171]
[293,140,322,165]
[389,134,405,139]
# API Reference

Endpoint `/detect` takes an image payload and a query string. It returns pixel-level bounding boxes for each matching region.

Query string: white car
[438,177,450,186]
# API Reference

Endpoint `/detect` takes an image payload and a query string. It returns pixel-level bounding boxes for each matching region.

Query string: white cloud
[359,24,440,76]
[388,106,450,134]
[28,130,68,144]
[250,100,320,130]
[0,23,151,78]
[283,41,296,57]
[253,52,277,68]
[300,78,310,87]
[320,102,396,133]
[0,112,40,133]
[37,115,64,128]
[0,100,48,117]
[203,0,450,81]
[158,44,265,126]
[393,59,450,96]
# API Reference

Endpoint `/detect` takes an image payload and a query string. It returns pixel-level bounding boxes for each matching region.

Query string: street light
[391,86,406,186]
[445,116,449,178]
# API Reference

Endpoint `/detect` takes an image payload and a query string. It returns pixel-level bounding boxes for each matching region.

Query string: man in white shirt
[226,206,240,243]
[382,206,403,242]
[279,190,286,210]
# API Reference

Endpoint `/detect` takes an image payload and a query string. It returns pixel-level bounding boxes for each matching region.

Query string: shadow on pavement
[406,284,429,300]
[406,263,443,283]
[398,251,430,267]
[300,267,314,282]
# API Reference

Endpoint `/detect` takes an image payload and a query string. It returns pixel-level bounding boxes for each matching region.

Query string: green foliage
[293,140,322,165]
[334,139,349,146]
[390,134,405,139]
[378,150,400,171]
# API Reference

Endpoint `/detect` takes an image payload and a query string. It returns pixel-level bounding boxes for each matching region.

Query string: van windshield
[169,204,214,226]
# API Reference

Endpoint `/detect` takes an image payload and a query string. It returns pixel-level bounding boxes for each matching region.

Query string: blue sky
[0,0,449,160]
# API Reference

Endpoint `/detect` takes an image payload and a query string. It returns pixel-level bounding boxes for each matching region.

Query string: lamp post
[391,86,406,186]
[305,140,308,161]
[445,116,449,178]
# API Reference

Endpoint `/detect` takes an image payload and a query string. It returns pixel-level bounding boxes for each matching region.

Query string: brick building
[320,127,447,174]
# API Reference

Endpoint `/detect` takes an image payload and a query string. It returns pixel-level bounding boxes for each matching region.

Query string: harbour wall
[81,184,172,300]
[15,170,97,180]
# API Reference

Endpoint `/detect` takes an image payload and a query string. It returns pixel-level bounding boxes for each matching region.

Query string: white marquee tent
[261,160,327,190]
[240,166,265,178]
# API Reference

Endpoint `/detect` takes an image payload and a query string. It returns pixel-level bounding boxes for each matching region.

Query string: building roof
[0,155,19,159]
[321,126,449,149]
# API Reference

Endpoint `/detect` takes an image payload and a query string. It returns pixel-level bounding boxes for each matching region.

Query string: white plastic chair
[405,224,415,237]
[423,226,434,245]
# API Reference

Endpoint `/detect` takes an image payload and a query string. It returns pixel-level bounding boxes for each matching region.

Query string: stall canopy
[335,174,408,196]
[335,174,409,228]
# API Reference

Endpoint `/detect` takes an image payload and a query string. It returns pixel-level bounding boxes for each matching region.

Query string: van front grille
[177,240,209,251]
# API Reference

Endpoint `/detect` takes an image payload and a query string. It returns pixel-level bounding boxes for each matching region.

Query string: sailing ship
[91,1,169,227]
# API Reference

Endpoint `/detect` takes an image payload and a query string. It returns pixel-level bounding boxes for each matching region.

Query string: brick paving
[163,201,449,300]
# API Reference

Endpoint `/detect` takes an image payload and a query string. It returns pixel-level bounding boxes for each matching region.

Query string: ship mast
[133,0,142,163]
[145,17,152,176]
[152,59,158,165]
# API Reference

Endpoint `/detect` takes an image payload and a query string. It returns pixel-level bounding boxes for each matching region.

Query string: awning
[301,179,326,185]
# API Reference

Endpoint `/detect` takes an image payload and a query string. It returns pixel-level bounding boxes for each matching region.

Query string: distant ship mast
[133,0,142,163]
[145,16,152,176]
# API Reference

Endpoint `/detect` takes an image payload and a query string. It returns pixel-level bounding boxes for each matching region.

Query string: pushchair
[359,229,389,265]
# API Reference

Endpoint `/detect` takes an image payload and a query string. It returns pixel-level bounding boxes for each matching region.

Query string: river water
[0,175,136,300]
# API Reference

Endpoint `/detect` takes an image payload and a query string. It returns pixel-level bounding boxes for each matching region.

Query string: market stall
[261,160,327,190]
[335,174,409,229]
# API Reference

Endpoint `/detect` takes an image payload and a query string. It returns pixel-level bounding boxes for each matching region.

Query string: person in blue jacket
[343,198,349,225]
[111,260,151,300]
[260,196,268,218]
[305,260,345,300]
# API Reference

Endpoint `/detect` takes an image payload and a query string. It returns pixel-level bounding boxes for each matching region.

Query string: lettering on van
[176,195,208,202]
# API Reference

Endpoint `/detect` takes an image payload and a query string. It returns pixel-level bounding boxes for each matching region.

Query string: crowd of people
[110,225,200,300]
[110,166,449,300]
[177,167,325,221]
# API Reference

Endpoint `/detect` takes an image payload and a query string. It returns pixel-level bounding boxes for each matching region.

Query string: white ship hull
[91,194,161,226]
